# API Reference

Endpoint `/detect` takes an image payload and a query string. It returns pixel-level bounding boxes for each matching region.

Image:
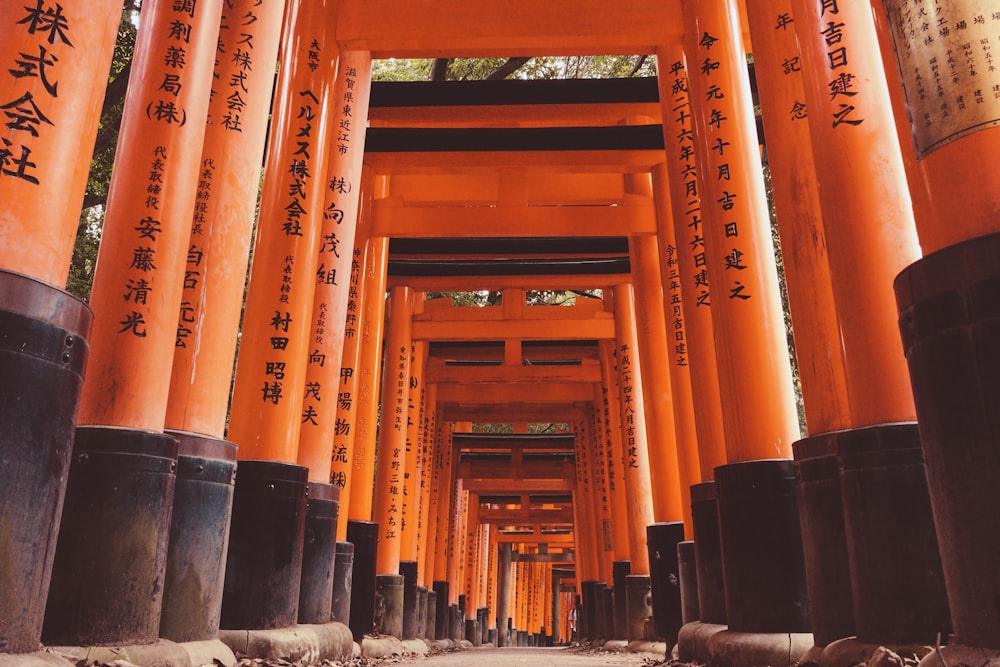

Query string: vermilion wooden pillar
[401,337,426,562]
[789,0,920,428]
[882,0,1000,660]
[297,51,372,481]
[598,340,631,562]
[611,284,654,575]
[650,163,703,536]
[165,0,283,438]
[416,384,437,587]
[628,227,685,524]
[432,422,455,583]
[681,0,801,462]
[589,395,615,578]
[0,1,123,650]
[159,0,284,643]
[373,285,414,577]
[78,0,222,433]
[0,0,124,286]
[330,199,368,538]
[347,233,390,522]
[653,48,728,479]
[44,0,224,646]
[227,0,338,464]
[572,419,601,586]
[741,7,850,436]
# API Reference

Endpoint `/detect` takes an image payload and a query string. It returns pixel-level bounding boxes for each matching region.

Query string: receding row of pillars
[2,0,1000,662]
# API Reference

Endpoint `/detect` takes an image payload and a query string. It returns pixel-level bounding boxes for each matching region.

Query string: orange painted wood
[791,0,920,426]
[0,0,124,286]
[297,52,372,481]
[373,285,413,574]
[650,163,702,536]
[743,4,852,435]
[612,284,655,574]
[334,0,682,57]
[78,0,223,430]
[681,0,800,460]
[165,0,285,438]
[226,0,338,461]
[347,234,389,520]
[598,341,632,562]
[653,49,728,478]
[630,230,685,523]
[400,337,426,562]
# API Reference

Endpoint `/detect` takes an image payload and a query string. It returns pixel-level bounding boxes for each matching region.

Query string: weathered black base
[0,272,91,653]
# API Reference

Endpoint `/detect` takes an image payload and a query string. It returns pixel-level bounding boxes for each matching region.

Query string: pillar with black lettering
[227,0,338,462]
[681,0,801,461]
[296,51,372,483]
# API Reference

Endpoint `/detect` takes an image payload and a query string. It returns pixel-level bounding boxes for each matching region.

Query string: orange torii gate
[1,1,998,666]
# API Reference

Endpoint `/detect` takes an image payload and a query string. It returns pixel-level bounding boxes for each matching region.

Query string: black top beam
[364,125,664,152]
[370,77,660,108]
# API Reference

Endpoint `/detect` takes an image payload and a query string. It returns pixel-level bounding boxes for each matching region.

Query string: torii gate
[1,1,999,667]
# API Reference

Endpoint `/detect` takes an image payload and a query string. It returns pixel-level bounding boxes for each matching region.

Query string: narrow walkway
[391,646,665,666]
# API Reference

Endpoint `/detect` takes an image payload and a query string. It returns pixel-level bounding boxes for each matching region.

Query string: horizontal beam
[364,150,666,174]
[365,126,664,153]
[387,273,627,292]
[495,532,574,545]
[426,360,601,384]
[413,319,615,342]
[435,382,595,404]
[479,507,575,524]
[369,102,662,129]
[371,202,656,238]
[336,0,682,57]
[429,342,600,362]
[513,551,576,563]
[439,402,592,423]
[382,173,631,207]
[453,433,576,450]
[461,478,575,494]
[457,460,576,481]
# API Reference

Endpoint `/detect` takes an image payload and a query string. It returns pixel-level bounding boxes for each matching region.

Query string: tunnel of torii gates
[1,0,1000,665]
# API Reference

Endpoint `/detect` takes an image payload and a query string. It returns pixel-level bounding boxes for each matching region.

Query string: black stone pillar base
[793,433,854,649]
[838,423,950,646]
[43,427,178,646]
[415,585,427,639]
[331,541,354,625]
[646,522,684,643]
[677,541,699,625]
[625,575,652,641]
[425,590,437,640]
[346,520,378,639]
[160,432,238,642]
[715,460,810,634]
[432,581,448,640]
[690,482,727,625]
[298,482,339,624]
[373,574,403,638]
[612,560,630,640]
[0,272,91,653]
[219,460,308,631]
[399,561,418,640]
[896,232,1000,650]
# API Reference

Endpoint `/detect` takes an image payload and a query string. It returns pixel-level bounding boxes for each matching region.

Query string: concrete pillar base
[676,621,727,664]
[625,574,653,641]
[917,645,1000,667]
[625,640,668,657]
[706,629,813,667]
[217,622,353,663]
[44,639,192,667]
[0,653,76,667]
[819,638,932,667]
[400,638,429,655]
[360,635,403,658]
[604,639,628,651]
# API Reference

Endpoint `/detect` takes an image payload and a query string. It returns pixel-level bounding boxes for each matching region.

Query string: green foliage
[372,55,656,82]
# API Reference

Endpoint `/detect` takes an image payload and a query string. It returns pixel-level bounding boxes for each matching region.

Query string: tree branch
[431,58,451,81]
[627,54,648,77]
[485,57,532,81]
